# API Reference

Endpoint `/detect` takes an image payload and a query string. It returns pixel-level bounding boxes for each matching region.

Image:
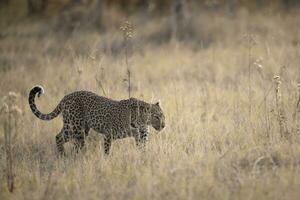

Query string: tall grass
[0,9,300,200]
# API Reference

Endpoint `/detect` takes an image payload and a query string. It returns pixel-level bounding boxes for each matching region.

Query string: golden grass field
[0,7,300,200]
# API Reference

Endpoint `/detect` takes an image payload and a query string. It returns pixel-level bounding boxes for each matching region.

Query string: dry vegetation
[0,3,300,200]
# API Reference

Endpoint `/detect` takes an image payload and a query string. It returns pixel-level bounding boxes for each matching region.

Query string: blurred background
[1,0,299,90]
[1,1,300,200]
[1,0,299,51]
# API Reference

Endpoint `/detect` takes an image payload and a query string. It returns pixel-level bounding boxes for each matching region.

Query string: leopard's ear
[155,100,161,106]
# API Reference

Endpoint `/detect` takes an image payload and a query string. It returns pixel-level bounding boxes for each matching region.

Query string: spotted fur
[28,86,165,155]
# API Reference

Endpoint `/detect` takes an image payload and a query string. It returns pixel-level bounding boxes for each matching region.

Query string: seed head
[8,91,18,99]
[120,21,134,40]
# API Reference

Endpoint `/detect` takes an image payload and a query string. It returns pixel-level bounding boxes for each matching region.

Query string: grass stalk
[274,76,290,139]
[120,21,133,98]
[4,113,14,193]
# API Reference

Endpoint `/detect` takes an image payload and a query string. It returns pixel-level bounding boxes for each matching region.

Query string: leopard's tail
[28,86,62,120]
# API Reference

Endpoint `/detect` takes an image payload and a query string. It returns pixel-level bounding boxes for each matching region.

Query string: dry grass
[0,9,300,200]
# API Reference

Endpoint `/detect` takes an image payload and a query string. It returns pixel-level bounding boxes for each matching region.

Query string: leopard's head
[126,98,165,132]
[149,101,165,131]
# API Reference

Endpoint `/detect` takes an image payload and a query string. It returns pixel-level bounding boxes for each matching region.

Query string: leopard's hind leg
[73,130,87,153]
[59,98,88,155]
[73,123,90,153]
[55,127,71,156]
[56,105,77,156]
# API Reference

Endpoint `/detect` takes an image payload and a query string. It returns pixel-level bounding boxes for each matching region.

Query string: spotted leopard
[28,86,165,155]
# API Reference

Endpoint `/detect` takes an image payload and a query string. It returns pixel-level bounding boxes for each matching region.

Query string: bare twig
[274,76,290,139]
[95,76,107,96]
[244,34,256,120]
[258,84,273,109]
[127,68,131,98]
[293,83,300,121]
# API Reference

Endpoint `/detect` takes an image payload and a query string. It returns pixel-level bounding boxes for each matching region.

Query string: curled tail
[28,86,62,120]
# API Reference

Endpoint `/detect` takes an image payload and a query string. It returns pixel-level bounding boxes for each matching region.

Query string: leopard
[28,85,165,155]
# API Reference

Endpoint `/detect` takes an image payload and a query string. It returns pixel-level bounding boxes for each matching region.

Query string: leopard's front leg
[134,126,149,149]
[103,135,112,155]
